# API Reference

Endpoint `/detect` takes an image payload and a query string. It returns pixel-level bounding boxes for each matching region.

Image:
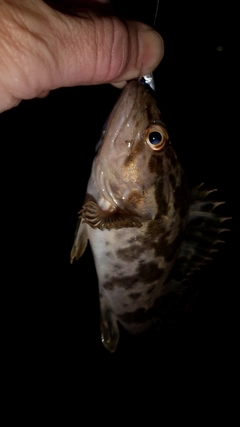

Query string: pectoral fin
[80,201,143,230]
[70,219,88,263]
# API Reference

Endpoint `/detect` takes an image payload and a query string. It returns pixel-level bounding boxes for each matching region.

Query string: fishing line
[139,0,160,92]
[153,0,159,28]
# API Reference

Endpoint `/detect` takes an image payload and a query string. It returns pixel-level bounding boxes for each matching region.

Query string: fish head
[90,80,186,222]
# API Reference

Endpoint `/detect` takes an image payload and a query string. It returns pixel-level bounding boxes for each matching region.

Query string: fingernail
[111,81,127,89]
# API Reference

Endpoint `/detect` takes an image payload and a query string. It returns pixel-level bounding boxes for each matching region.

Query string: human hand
[0,0,164,113]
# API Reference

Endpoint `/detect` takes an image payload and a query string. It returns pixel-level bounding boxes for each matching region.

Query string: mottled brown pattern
[113,263,122,271]
[118,308,148,324]
[129,292,142,300]
[103,275,138,291]
[154,180,168,217]
[165,146,178,169]
[70,80,225,354]
[123,139,145,168]
[124,151,136,168]
[117,244,143,261]
[146,218,167,239]
[153,230,184,262]
[174,175,190,218]
[125,189,144,207]
[118,291,172,324]
[148,153,164,174]
[147,285,156,294]
[103,261,164,291]
[169,173,177,190]
[137,260,164,283]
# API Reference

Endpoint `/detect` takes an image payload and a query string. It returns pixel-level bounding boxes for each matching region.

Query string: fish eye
[146,124,168,151]
[149,131,162,145]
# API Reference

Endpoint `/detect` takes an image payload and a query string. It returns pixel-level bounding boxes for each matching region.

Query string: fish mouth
[97,165,143,213]
[101,81,153,148]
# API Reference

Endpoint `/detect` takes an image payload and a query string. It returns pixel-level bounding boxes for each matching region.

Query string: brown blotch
[138,261,165,284]
[103,280,114,290]
[123,140,145,168]
[103,275,138,291]
[117,244,143,262]
[124,152,136,168]
[174,176,190,218]
[153,230,184,262]
[103,261,164,291]
[147,284,156,294]
[118,298,162,324]
[128,236,139,244]
[119,308,147,324]
[125,189,144,207]
[148,154,163,174]
[154,181,168,216]
[165,146,178,169]
[129,292,142,300]
[118,292,171,325]
[169,173,177,190]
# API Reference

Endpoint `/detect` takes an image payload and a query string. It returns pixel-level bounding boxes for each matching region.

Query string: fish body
[71,80,226,352]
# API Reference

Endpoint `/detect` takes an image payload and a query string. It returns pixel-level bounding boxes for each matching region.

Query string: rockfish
[71,80,227,352]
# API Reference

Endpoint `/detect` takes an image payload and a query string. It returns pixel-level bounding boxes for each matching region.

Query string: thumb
[0,0,164,112]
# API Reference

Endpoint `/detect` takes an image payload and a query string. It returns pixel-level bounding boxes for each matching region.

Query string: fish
[70,79,228,352]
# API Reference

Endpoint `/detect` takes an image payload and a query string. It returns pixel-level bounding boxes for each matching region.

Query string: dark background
[2,0,238,405]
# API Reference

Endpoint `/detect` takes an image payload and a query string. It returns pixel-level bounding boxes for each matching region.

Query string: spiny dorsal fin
[163,184,231,296]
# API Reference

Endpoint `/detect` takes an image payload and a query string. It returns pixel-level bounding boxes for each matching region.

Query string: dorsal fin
[156,184,231,323]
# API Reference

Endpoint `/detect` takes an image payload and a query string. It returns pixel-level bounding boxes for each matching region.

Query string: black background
[2,0,238,408]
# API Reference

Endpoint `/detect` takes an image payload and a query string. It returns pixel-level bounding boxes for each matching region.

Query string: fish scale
[70,80,229,353]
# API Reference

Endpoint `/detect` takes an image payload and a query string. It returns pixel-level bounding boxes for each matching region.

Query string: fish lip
[102,81,150,146]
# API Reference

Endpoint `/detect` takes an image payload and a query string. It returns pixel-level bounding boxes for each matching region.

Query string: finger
[39,6,164,87]
[0,0,164,111]
[37,90,50,98]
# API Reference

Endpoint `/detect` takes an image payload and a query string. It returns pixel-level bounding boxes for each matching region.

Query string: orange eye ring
[146,124,168,151]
